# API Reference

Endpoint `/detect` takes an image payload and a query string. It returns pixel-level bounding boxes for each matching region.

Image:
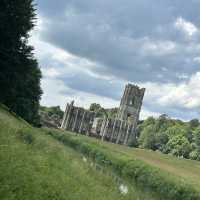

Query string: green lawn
[1,104,200,200]
[66,133,200,189]
[0,105,155,200]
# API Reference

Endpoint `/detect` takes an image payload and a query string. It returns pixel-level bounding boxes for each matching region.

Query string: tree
[89,103,102,112]
[194,127,200,151]
[139,125,157,150]
[107,107,118,118]
[189,150,200,161]
[0,0,42,126]
[189,119,199,129]
[40,106,64,118]
[154,132,169,151]
[154,114,172,132]
[165,135,192,158]
[165,126,187,137]
[89,103,107,117]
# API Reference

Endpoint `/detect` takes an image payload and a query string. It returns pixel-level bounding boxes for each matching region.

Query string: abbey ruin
[61,84,145,145]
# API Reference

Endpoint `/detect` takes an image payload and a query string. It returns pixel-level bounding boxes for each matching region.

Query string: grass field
[63,132,200,190]
[0,105,155,200]
[1,105,200,199]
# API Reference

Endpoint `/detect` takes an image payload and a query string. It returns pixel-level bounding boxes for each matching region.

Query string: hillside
[0,105,155,200]
[53,131,200,189]
[1,104,200,200]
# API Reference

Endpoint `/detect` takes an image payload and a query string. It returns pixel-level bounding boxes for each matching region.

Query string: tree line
[0,0,42,126]
[90,103,200,161]
[137,115,200,161]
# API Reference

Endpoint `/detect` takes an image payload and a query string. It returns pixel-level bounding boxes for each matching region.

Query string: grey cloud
[34,0,200,119]
[35,0,200,83]
[60,73,123,100]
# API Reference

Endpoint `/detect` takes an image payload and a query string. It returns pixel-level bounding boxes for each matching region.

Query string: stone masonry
[99,84,145,144]
[61,101,95,135]
[61,84,145,145]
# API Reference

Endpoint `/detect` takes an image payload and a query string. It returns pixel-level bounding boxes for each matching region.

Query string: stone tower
[117,84,145,137]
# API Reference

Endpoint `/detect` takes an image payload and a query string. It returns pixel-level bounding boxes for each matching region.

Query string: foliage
[139,125,157,150]
[0,105,153,200]
[194,127,200,150]
[89,103,118,118]
[89,103,106,117]
[106,107,118,118]
[2,105,200,199]
[189,150,200,161]
[189,119,199,129]
[40,106,64,118]
[0,0,42,126]
[89,103,102,112]
[138,115,200,161]
[46,129,200,200]
[17,129,35,144]
[166,135,192,158]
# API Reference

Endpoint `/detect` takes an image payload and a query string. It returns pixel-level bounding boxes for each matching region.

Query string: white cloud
[41,77,119,110]
[143,72,200,110]
[140,109,160,120]
[174,17,198,37]
[40,78,69,109]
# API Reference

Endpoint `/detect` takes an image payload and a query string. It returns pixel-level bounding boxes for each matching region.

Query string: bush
[189,150,200,161]
[17,130,34,144]
[165,135,192,158]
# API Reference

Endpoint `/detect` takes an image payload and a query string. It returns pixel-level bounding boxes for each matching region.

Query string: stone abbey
[61,84,145,145]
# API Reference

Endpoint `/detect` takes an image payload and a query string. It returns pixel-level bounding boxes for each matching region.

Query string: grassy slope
[71,134,200,189]
[45,130,200,200]
[0,105,154,200]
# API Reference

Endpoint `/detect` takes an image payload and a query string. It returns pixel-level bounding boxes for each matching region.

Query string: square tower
[117,84,145,125]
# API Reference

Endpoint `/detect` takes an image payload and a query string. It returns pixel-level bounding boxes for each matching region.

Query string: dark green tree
[0,0,42,126]
[40,106,64,118]
[89,103,108,117]
[154,132,169,151]
[194,127,200,150]
[89,103,102,112]
[189,119,199,129]
[139,125,157,150]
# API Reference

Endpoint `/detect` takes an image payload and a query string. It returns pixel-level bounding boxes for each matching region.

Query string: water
[81,156,158,200]
[119,184,129,194]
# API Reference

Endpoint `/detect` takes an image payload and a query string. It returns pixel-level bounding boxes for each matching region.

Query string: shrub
[17,130,34,144]
[189,150,200,161]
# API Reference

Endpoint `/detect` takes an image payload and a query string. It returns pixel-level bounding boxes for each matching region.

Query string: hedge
[46,130,200,200]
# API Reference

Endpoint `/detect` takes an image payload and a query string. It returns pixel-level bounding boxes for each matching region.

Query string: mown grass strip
[45,129,200,200]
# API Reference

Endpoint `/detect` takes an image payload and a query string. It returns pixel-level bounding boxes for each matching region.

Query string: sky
[30,0,200,120]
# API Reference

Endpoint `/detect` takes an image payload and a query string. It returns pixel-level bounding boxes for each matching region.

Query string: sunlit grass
[63,130,200,189]
[0,105,155,200]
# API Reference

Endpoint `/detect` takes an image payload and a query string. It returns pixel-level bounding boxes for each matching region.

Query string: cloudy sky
[30,0,200,120]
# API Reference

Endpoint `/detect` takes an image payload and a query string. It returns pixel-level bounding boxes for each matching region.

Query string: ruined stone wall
[61,83,145,146]
[97,84,145,145]
[99,118,134,145]
[61,101,95,135]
